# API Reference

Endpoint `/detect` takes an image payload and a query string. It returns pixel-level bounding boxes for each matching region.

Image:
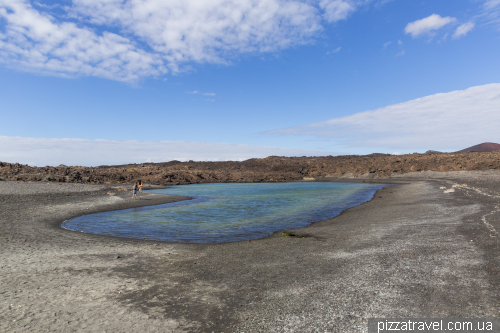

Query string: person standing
[132,182,139,199]
[139,180,143,194]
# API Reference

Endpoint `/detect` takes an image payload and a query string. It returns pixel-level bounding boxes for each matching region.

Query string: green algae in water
[62,182,387,244]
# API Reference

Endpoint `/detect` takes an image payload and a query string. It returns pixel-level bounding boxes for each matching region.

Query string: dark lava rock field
[2,151,500,185]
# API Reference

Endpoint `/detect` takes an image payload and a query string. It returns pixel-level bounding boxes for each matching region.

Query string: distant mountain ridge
[457,142,500,153]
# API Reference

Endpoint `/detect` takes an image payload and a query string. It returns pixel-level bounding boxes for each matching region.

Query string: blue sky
[0,0,499,166]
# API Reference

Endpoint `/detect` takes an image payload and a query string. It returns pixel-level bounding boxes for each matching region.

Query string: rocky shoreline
[2,151,500,185]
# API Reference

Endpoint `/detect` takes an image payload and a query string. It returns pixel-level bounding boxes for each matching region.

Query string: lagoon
[62,182,387,244]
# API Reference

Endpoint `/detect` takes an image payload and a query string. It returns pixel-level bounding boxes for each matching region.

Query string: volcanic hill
[457,142,500,153]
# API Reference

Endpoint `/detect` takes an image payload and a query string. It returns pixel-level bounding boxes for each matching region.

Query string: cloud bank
[265,83,500,151]
[0,0,373,81]
[0,136,332,167]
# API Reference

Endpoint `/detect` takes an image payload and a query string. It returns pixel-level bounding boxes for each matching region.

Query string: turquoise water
[62,182,387,244]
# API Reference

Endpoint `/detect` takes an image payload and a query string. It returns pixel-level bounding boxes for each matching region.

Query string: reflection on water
[62,182,387,244]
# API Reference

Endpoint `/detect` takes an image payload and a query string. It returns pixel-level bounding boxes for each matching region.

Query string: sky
[0,0,499,166]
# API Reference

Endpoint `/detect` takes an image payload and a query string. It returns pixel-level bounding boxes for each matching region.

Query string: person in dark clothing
[132,182,139,199]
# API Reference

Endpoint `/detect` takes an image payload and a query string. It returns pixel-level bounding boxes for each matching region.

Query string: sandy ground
[1,172,499,332]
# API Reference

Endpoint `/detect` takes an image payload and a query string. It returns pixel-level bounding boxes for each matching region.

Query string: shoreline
[1,172,499,332]
[59,181,395,245]
[44,184,194,243]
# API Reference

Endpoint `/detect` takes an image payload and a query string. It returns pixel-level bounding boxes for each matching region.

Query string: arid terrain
[2,151,500,185]
[1,172,500,332]
[2,146,500,332]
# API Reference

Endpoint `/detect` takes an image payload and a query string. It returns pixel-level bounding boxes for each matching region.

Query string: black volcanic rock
[425,150,443,154]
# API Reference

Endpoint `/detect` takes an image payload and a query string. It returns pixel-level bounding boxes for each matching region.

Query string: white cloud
[479,0,500,28]
[0,0,382,81]
[484,0,500,9]
[0,136,332,167]
[264,84,500,151]
[320,0,356,22]
[0,0,391,82]
[453,22,475,38]
[405,14,457,38]
[326,46,342,54]
[0,0,164,81]
[69,0,323,68]
[189,91,216,97]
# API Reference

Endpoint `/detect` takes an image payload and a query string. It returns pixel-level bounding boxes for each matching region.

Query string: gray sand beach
[1,172,500,332]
